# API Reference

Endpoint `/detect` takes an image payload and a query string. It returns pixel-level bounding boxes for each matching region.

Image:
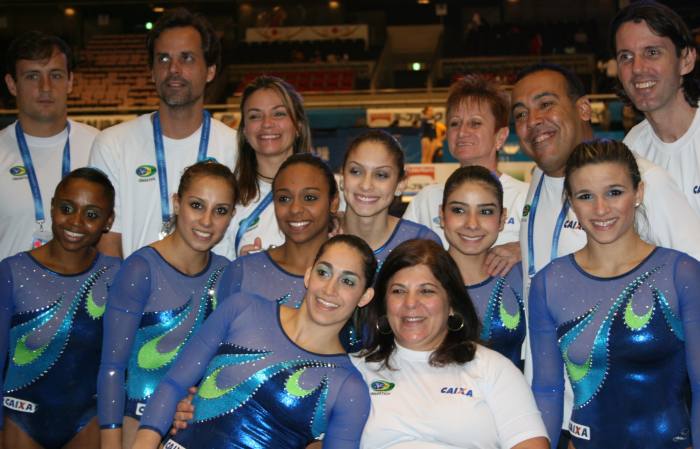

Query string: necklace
[257,172,274,182]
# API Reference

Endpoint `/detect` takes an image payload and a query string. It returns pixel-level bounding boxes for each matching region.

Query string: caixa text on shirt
[568,420,591,440]
[3,396,37,413]
[440,387,473,396]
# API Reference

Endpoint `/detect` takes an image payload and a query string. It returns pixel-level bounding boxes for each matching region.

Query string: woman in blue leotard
[341,130,441,270]
[0,168,120,449]
[131,234,377,449]
[529,139,700,449]
[441,166,525,369]
[97,161,237,449]
[218,153,340,309]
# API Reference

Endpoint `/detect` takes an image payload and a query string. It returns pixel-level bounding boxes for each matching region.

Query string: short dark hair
[610,0,699,107]
[314,235,377,290]
[177,160,238,204]
[564,138,642,197]
[273,153,338,204]
[5,31,73,79]
[146,7,221,71]
[342,130,406,179]
[443,165,504,212]
[361,239,481,369]
[55,167,115,212]
[235,76,311,206]
[446,74,510,130]
[515,63,586,101]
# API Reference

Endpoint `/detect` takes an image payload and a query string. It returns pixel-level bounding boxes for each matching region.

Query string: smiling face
[568,162,643,247]
[242,87,298,161]
[446,99,508,169]
[342,140,405,218]
[5,47,72,129]
[615,20,696,117]
[172,175,235,252]
[50,178,114,252]
[441,180,505,257]
[512,70,591,177]
[274,162,339,245]
[151,26,215,109]
[303,242,374,328]
[386,264,451,352]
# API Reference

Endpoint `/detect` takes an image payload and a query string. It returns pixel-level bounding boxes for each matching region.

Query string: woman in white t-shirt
[354,239,549,449]
[229,76,311,257]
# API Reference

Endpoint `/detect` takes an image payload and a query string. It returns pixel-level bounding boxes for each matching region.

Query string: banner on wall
[246,25,368,44]
[366,107,446,128]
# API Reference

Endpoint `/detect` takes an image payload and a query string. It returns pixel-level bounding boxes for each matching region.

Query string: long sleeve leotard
[140,293,371,449]
[529,248,700,449]
[97,247,228,427]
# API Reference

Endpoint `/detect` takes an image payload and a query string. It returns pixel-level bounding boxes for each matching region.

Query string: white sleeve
[402,187,432,224]
[637,157,700,261]
[481,349,549,449]
[89,131,123,233]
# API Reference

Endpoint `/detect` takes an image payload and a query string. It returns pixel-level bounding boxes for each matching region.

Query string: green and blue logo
[10,165,26,177]
[135,165,157,178]
[370,380,395,392]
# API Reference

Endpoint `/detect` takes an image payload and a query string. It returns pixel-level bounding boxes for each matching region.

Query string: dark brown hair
[146,7,221,71]
[6,31,73,79]
[55,167,115,212]
[442,165,504,212]
[342,129,405,178]
[235,76,311,206]
[177,160,238,204]
[314,234,377,290]
[361,239,480,368]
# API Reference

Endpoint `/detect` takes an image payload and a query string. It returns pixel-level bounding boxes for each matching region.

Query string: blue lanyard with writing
[235,190,273,255]
[15,121,71,226]
[152,110,211,226]
[527,175,570,278]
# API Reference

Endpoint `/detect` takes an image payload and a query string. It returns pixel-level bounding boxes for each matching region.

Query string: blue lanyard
[15,121,71,225]
[152,110,211,225]
[235,190,273,255]
[527,175,570,278]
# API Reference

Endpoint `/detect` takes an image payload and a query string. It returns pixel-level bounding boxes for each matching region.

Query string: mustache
[162,75,190,85]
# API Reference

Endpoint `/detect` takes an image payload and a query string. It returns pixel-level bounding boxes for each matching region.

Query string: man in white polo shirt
[0,31,99,259]
[612,1,700,213]
[90,8,237,258]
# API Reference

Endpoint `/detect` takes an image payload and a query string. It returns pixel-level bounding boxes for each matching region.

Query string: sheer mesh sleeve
[528,270,564,447]
[0,260,14,429]
[216,259,243,300]
[322,372,370,449]
[674,254,700,444]
[97,254,152,428]
[138,299,233,436]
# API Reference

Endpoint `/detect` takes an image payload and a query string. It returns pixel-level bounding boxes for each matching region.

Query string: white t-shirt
[351,344,547,449]
[89,113,237,258]
[0,120,98,259]
[624,107,700,214]
[520,160,700,428]
[403,173,528,248]
[223,180,285,258]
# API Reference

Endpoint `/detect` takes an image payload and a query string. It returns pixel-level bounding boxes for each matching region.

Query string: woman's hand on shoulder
[484,242,521,277]
[239,237,263,256]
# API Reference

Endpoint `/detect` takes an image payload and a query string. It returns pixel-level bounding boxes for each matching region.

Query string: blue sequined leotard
[372,219,441,271]
[217,250,306,309]
[467,264,525,370]
[0,252,120,449]
[97,246,228,428]
[529,247,700,449]
[139,293,370,449]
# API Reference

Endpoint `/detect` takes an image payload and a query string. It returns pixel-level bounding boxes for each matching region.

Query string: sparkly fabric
[141,293,370,449]
[97,246,228,427]
[529,248,700,448]
[218,251,306,309]
[372,219,441,271]
[0,252,120,448]
[467,264,525,370]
